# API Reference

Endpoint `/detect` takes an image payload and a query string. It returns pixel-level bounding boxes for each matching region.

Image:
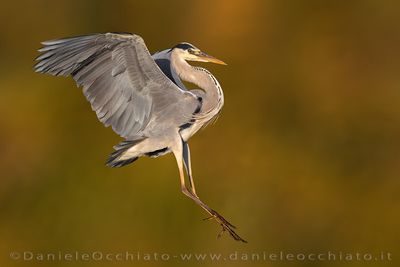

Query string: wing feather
[35,33,198,139]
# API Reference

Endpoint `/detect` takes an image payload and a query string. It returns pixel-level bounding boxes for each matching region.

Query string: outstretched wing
[34,33,198,139]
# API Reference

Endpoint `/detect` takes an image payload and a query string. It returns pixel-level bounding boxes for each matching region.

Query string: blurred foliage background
[0,0,399,266]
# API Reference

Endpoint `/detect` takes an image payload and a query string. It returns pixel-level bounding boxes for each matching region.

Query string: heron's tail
[106,139,144,168]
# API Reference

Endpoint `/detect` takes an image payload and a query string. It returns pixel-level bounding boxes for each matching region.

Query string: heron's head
[172,42,226,65]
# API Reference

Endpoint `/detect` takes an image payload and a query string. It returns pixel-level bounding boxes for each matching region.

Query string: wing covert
[35,33,198,139]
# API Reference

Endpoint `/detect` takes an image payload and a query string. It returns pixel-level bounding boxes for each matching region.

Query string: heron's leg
[172,138,197,200]
[182,141,197,196]
[171,137,246,242]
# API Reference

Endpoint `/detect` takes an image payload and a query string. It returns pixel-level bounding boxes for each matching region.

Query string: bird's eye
[188,48,195,54]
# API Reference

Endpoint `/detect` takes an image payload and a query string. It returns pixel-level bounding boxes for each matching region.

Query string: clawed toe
[217,227,226,239]
[209,209,236,229]
[202,208,247,243]
[184,188,246,242]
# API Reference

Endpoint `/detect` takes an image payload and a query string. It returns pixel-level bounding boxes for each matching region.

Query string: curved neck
[170,50,224,114]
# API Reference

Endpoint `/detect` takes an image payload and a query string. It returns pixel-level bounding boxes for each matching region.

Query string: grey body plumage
[35,32,245,242]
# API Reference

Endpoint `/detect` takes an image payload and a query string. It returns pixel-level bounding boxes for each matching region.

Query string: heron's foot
[203,208,247,243]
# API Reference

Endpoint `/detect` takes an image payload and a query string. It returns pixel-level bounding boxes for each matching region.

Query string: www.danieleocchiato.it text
[9,250,392,262]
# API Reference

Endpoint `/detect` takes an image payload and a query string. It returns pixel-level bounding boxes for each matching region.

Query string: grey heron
[34,32,246,242]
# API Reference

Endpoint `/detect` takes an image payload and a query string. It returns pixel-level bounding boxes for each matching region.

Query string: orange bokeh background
[0,1,399,266]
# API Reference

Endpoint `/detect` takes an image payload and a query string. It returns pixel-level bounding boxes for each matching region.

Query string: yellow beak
[195,51,227,65]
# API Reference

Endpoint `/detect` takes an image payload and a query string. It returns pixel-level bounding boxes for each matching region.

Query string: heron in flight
[34,32,245,242]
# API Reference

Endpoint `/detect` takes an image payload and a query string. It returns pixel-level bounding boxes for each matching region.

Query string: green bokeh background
[0,0,399,266]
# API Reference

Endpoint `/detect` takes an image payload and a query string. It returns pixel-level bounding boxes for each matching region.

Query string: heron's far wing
[35,33,198,139]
